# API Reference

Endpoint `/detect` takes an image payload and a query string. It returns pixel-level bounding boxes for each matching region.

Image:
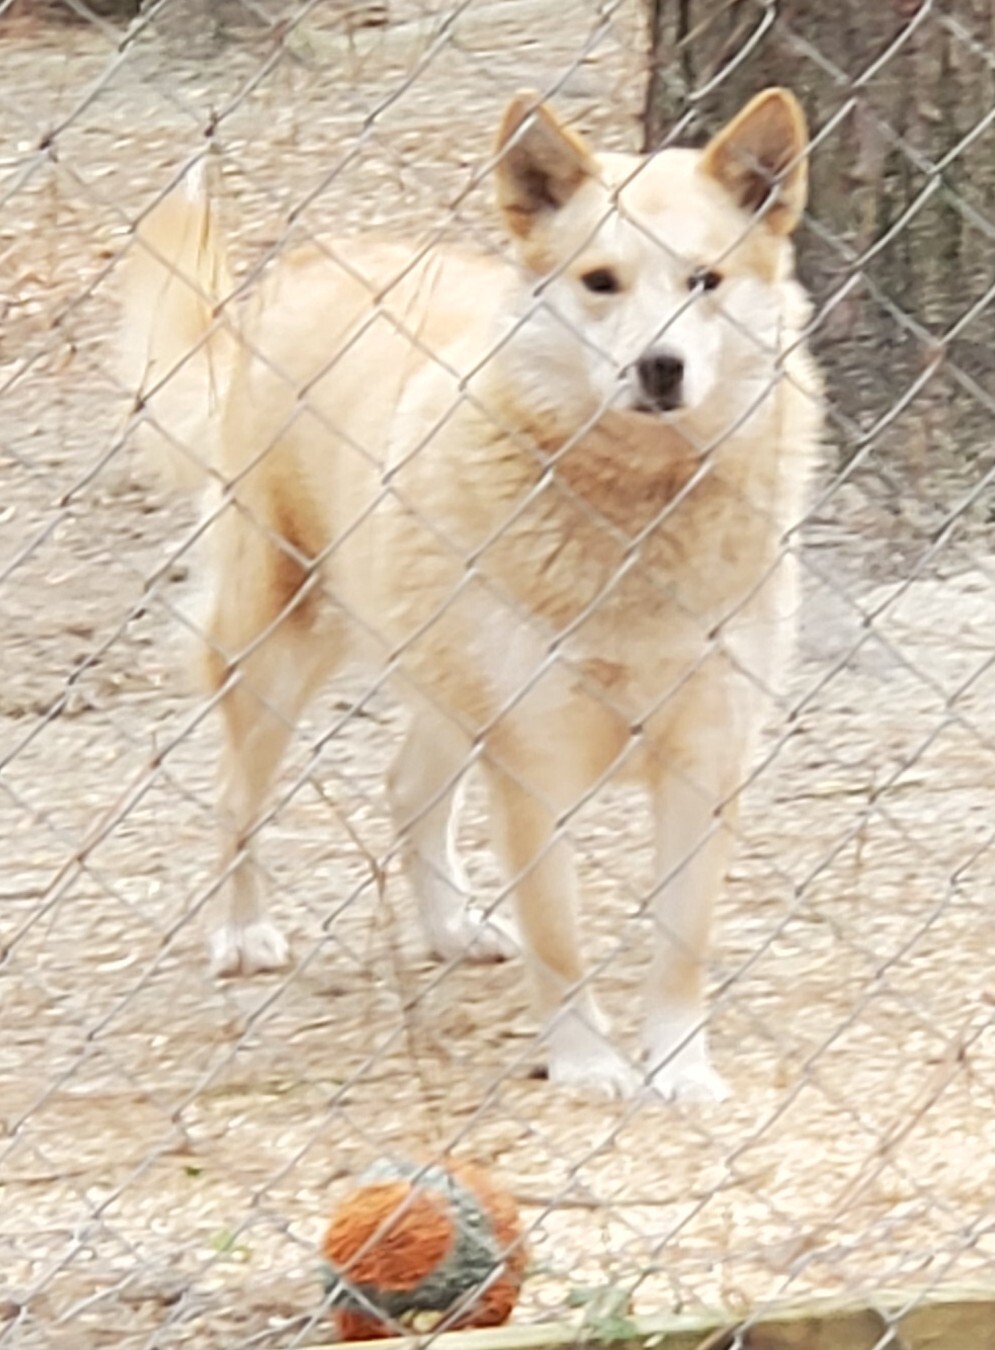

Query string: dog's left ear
[495,92,595,238]
[701,88,808,235]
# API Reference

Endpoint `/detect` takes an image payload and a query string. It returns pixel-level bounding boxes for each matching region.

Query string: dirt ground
[1,5,994,1348]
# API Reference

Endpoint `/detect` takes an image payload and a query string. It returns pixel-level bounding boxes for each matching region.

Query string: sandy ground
[1,5,994,1347]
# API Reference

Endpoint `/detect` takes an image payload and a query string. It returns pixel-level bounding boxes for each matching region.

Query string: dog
[121,88,822,1100]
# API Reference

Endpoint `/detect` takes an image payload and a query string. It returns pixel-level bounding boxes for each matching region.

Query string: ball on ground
[321,1159,527,1339]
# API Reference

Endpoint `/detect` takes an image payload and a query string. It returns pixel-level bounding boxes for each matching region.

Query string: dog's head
[493,89,809,442]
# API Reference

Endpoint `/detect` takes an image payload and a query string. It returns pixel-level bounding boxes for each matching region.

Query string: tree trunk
[643,0,995,470]
[2,0,143,20]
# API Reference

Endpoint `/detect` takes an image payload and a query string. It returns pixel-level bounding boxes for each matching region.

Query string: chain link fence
[2,0,993,1346]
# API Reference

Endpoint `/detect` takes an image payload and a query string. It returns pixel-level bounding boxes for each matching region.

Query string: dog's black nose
[636,351,684,411]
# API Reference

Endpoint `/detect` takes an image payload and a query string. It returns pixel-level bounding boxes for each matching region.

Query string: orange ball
[321,1160,527,1339]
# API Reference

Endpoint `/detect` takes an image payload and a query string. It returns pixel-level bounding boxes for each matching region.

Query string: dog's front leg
[643,751,736,1103]
[484,753,639,1098]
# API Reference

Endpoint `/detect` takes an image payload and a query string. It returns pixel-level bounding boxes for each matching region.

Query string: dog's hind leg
[387,711,516,962]
[201,521,338,976]
[483,748,639,1097]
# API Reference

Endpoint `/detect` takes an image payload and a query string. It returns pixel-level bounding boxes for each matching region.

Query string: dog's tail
[120,159,235,490]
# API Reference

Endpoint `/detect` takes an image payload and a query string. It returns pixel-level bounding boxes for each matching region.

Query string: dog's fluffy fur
[122,90,822,1099]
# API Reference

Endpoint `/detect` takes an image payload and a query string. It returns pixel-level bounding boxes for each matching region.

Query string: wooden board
[305,1288,995,1350]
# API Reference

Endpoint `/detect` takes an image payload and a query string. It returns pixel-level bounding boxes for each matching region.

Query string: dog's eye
[688,268,723,294]
[580,267,622,295]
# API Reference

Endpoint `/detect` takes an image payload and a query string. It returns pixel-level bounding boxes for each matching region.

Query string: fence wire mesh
[1,0,994,1346]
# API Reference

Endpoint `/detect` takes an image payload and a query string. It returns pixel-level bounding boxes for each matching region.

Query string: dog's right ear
[495,93,595,239]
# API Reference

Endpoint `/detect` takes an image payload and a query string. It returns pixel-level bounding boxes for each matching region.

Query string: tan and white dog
[122,88,822,1100]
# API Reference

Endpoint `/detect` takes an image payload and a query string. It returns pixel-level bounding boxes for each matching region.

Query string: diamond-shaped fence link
[1,0,993,1346]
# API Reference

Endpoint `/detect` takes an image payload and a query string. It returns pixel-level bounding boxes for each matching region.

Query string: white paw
[544,1011,641,1099]
[209,920,290,977]
[646,1058,730,1104]
[643,1006,729,1103]
[423,907,518,965]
